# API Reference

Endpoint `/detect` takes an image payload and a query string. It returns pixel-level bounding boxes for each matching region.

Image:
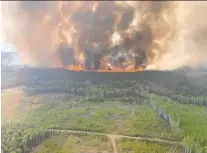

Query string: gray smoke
[1,1,207,70]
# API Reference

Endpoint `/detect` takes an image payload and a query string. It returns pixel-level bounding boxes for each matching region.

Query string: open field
[2,88,22,122]
[45,129,178,144]
[1,87,42,123]
[117,138,184,153]
[32,135,113,153]
[25,98,172,140]
[31,133,182,153]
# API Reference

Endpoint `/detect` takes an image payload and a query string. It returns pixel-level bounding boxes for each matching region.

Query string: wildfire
[4,1,205,70]
[65,64,145,72]
[65,65,84,71]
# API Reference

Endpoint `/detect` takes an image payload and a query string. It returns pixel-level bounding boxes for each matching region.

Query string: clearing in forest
[27,98,173,140]
[117,138,184,153]
[1,87,41,123]
[32,135,113,153]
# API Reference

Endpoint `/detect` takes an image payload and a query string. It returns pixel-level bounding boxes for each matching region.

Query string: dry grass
[32,135,113,153]
[2,88,22,122]
[2,87,41,123]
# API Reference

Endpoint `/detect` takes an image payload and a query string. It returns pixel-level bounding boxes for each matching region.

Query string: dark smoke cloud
[2,1,206,70]
[84,51,101,70]
[59,45,74,66]
[117,8,134,31]
[1,1,165,68]
[72,2,127,69]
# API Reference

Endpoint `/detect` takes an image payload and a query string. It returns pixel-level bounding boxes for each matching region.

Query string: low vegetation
[117,139,184,153]
[150,95,207,153]
[32,135,113,153]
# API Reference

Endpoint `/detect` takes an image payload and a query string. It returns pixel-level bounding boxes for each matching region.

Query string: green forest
[1,67,207,153]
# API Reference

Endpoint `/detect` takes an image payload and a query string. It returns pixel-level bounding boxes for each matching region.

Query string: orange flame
[66,65,84,71]
[65,65,145,72]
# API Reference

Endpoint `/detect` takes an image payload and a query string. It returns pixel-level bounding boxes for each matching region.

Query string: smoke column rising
[1,1,207,70]
[152,1,207,70]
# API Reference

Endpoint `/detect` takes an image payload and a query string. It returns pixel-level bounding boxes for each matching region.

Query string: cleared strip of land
[46,129,179,153]
[47,129,179,145]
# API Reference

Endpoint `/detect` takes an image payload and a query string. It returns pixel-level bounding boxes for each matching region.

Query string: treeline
[3,66,207,98]
[20,67,207,95]
[23,80,148,103]
[148,82,207,107]
[2,66,198,88]
[2,123,40,153]
[1,123,64,153]
[149,99,183,139]
[24,80,207,107]
[2,122,108,153]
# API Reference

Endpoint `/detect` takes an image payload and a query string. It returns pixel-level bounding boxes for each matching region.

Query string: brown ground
[2,87,41,122]
[2,88,22,122]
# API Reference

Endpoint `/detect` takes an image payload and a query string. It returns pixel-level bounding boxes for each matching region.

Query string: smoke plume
[1,1,207,70]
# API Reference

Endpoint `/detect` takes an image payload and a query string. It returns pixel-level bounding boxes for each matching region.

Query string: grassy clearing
[116,104,171,138]
[26,98,172,139]
[57,101,172,139]
[32,135,113,153]
[117,138,184,153]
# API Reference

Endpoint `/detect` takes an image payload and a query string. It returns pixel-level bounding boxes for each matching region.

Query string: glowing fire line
[65,64,146,72]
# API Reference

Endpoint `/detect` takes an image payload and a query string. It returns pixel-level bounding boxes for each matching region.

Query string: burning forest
[1,1,207,71]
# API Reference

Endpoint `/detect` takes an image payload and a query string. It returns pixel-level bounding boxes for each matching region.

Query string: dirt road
[47,129,179,153]
[109,134,118,153]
